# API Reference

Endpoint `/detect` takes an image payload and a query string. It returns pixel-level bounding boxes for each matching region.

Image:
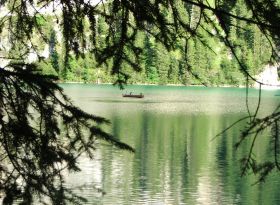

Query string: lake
[61,84,280,205]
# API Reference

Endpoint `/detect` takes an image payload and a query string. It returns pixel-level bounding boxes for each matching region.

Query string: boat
[122,93,144,98]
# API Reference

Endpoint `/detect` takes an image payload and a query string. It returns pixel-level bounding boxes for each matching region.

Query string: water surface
[62,84,280,205]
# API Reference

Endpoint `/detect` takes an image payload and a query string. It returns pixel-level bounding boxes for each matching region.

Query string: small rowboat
[122,93,144,98]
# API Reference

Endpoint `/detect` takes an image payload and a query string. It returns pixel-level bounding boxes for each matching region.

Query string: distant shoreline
[57,80,280,90]
[58,81,248,88]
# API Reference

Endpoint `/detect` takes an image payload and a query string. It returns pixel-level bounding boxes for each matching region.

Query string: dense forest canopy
[0,0,278,85]
[0,0,280,204]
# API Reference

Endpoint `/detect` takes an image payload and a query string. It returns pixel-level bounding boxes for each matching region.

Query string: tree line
[11,1,272,86]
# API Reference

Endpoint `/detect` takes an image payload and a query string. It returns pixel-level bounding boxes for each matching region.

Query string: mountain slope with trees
[2,1,274,86]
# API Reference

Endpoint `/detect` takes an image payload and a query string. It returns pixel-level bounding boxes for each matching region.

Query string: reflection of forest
[58,85,280,204]
[66,112,280,204]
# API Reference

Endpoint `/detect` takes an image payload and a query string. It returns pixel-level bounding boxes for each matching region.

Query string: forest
[5,1,273,86]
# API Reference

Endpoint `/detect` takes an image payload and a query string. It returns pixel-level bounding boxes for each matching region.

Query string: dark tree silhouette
[0,0,280,204]
[0,63,134,204]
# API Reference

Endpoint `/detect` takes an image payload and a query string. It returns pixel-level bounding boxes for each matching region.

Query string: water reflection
[62,84,280,205]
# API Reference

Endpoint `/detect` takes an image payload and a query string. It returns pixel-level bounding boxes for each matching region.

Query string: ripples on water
[61,84,280,205]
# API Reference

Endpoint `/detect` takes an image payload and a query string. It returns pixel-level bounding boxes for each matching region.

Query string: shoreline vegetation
[58,81,247,88]
[57,64,279,89]
[59,80,280,89]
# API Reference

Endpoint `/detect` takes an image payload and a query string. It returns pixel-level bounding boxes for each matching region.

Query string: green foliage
[35,15,47,27]
[143,35,157,83]
[49,30,60,73]
[20,1,273,87]
[37,60,58,76]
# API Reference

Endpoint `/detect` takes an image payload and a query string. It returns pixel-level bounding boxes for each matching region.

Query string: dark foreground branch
[0,64,134,204]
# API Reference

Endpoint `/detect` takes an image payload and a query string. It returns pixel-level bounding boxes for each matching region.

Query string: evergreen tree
[144,35,158,83]
[155,43,170,84]
[49,30,60,74]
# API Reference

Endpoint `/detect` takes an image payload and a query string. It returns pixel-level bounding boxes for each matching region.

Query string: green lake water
[61,84,280,205]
